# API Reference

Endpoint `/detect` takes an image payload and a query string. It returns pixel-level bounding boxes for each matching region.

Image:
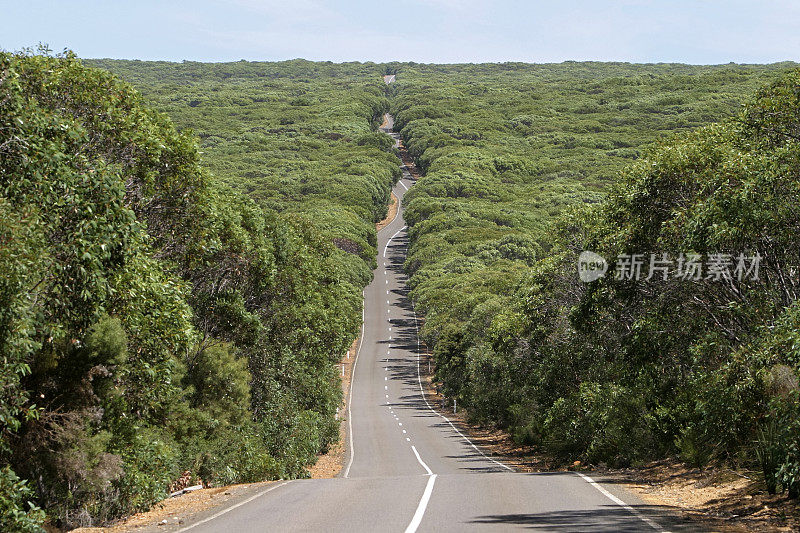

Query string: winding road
[170,109,700,532]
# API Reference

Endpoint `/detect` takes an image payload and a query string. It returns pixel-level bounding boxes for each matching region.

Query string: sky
[1,0,799,64]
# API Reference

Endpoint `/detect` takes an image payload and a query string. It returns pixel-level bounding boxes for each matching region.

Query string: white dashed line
[411,290,513,472]
[404,454,435,533]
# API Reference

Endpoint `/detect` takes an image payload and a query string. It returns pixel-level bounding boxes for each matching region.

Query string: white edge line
[411,305,513,472]
[175,481,291,532]
[404,474,436,533]
[411,445,433,476]
[382,136,660,533]
[383,226,407,258]
[343,291,366,478]
[380,126,509,473]
[377,180,407,235]
[576,472,669,532]
[346,169,399,475]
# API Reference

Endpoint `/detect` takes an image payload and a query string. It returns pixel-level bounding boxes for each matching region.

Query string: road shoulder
[415,348,799,532]
[72,481,283,533]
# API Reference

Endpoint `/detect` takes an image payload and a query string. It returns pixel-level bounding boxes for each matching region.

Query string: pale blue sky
[2,0,798,64]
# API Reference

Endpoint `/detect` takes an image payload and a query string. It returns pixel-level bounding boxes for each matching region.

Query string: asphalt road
[173,119,700,532]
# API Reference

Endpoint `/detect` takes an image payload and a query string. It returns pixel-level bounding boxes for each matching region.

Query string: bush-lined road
[171,117,698,533]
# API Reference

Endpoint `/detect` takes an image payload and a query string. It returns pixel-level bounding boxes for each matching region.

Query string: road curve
[166,112,700,533]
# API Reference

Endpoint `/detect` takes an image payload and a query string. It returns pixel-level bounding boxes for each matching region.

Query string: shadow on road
[469,503,698,531]
[380,226,510,474]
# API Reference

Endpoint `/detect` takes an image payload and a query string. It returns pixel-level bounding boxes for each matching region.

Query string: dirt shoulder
[376,192,398,233]
[307,336,358,479]
[602,461,799,532]
[71,481,278,533]
[415,346,799,532]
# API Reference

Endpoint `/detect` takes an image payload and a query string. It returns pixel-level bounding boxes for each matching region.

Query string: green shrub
[0,466,45,533]
[755,419,783,494]
[0,51,389,525]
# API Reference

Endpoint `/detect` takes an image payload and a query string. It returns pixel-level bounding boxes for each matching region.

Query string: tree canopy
[0,51,396,530]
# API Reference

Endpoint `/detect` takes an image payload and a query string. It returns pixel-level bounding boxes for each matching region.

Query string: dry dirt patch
[376,192,398,233]
[602,461,799,532]
[71,481,277,533]
[307,335,359,479]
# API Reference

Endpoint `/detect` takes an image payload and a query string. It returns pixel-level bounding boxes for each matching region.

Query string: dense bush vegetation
[0,51,396,529]
[87,58,401,278]
[393,62,800,495]
[5,49,800,530]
